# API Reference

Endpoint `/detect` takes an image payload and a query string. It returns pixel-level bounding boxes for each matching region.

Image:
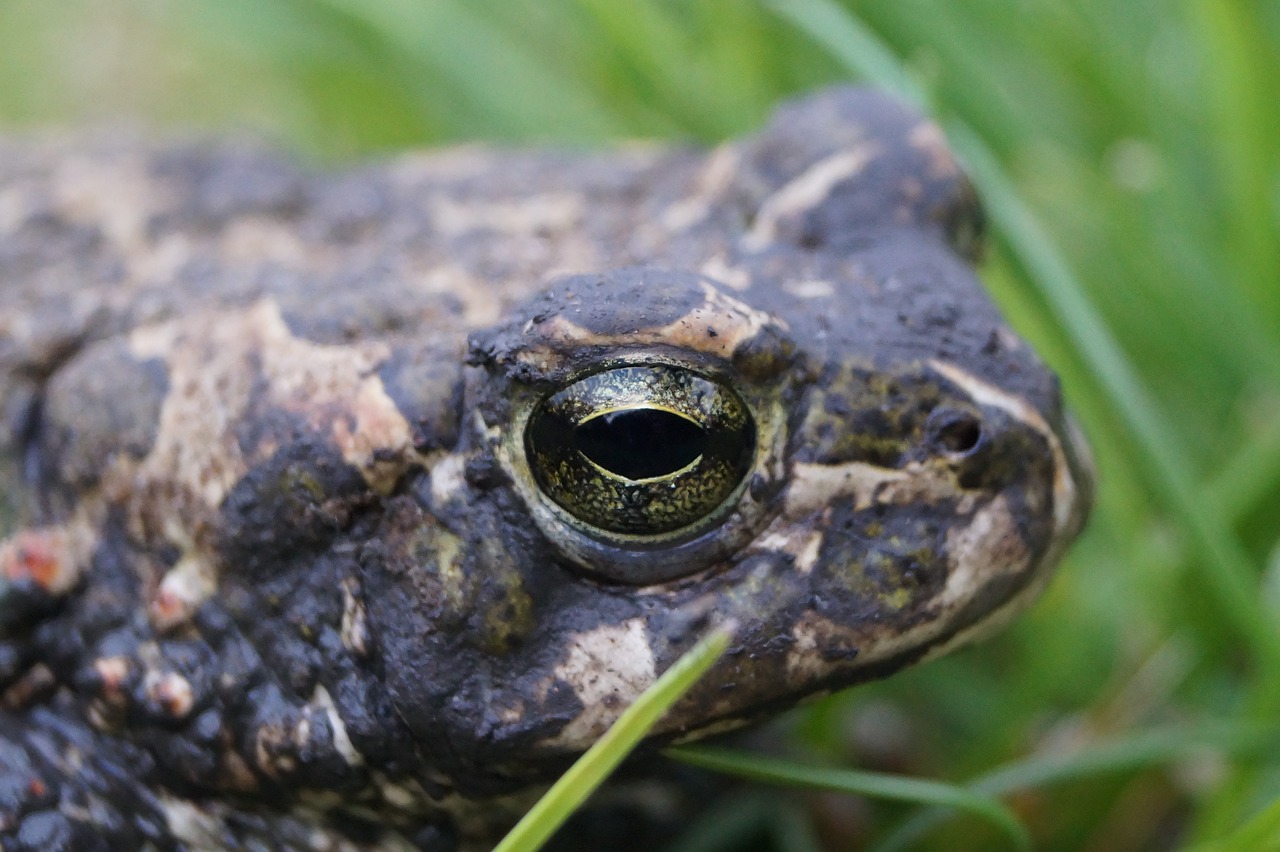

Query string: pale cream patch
[236,300,417,492]
[127,315,255,512]
[785,611,862,683]
[915,550,1062,669]
[783,279,836,299]
[331,379,417,494]
[157,796,225,850]
[750,523,824,574]
[339,578,369,658]
[909,121,962,179]
[658,144,741,231]
[429,193,585,237]
[652,281,785,357]
[938,496,1031,609]
[796,529,823,573]
[50,153,158,257]
[415,263,507,327]
[928,359,1079,539]
[526,279,783,364]
[786,615,821,682]
[428,452,469,508]
[311,684,364,767]
[541,619,656,749]
[149,554,217,631]
[744,144,879,250]
[784,461,909,517]
[221,215,316,268]
[700,255,752,291]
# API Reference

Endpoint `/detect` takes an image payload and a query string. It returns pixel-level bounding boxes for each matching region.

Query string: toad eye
[525,365,755,537]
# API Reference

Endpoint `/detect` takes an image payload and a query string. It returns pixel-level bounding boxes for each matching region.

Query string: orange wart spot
[146,671,195,719]
[149,586,188,629]
[1,528,75,593]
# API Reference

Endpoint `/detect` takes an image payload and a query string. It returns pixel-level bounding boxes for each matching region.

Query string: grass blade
[874,722,1280,851]
[668,745,1031,851]
[309,0,622,140]
[1190,796,1280,852]
[1184,0,1280,328]
[767,0,925,107]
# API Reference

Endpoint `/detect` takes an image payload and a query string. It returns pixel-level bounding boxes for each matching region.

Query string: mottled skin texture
[0,88,1092,849]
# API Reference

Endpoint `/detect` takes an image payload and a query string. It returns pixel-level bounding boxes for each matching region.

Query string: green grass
[3,0,1278,848]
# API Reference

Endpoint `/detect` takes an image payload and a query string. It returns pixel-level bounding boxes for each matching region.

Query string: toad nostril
[925,408,983,455]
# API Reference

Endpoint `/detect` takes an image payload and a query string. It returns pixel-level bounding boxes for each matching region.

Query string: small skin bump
[93,656,132,702]
[150,555,217,632]
[144,670,195,720]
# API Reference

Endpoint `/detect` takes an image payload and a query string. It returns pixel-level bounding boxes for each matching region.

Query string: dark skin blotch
[218,439,370,574]
[378,341,464,453]
[35,342,168,511]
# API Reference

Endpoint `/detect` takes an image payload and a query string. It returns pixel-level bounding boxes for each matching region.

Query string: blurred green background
[3,1,1278,849]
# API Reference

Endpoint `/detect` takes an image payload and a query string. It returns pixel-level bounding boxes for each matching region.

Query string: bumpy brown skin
[0,88,1092,849]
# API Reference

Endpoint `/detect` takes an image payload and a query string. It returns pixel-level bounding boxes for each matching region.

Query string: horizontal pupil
[574,408,707,481]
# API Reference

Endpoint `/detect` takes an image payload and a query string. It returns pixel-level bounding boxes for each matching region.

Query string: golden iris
[525,364,755,537]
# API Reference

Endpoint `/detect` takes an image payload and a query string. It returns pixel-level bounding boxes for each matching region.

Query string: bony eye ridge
[525,364,755,537]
